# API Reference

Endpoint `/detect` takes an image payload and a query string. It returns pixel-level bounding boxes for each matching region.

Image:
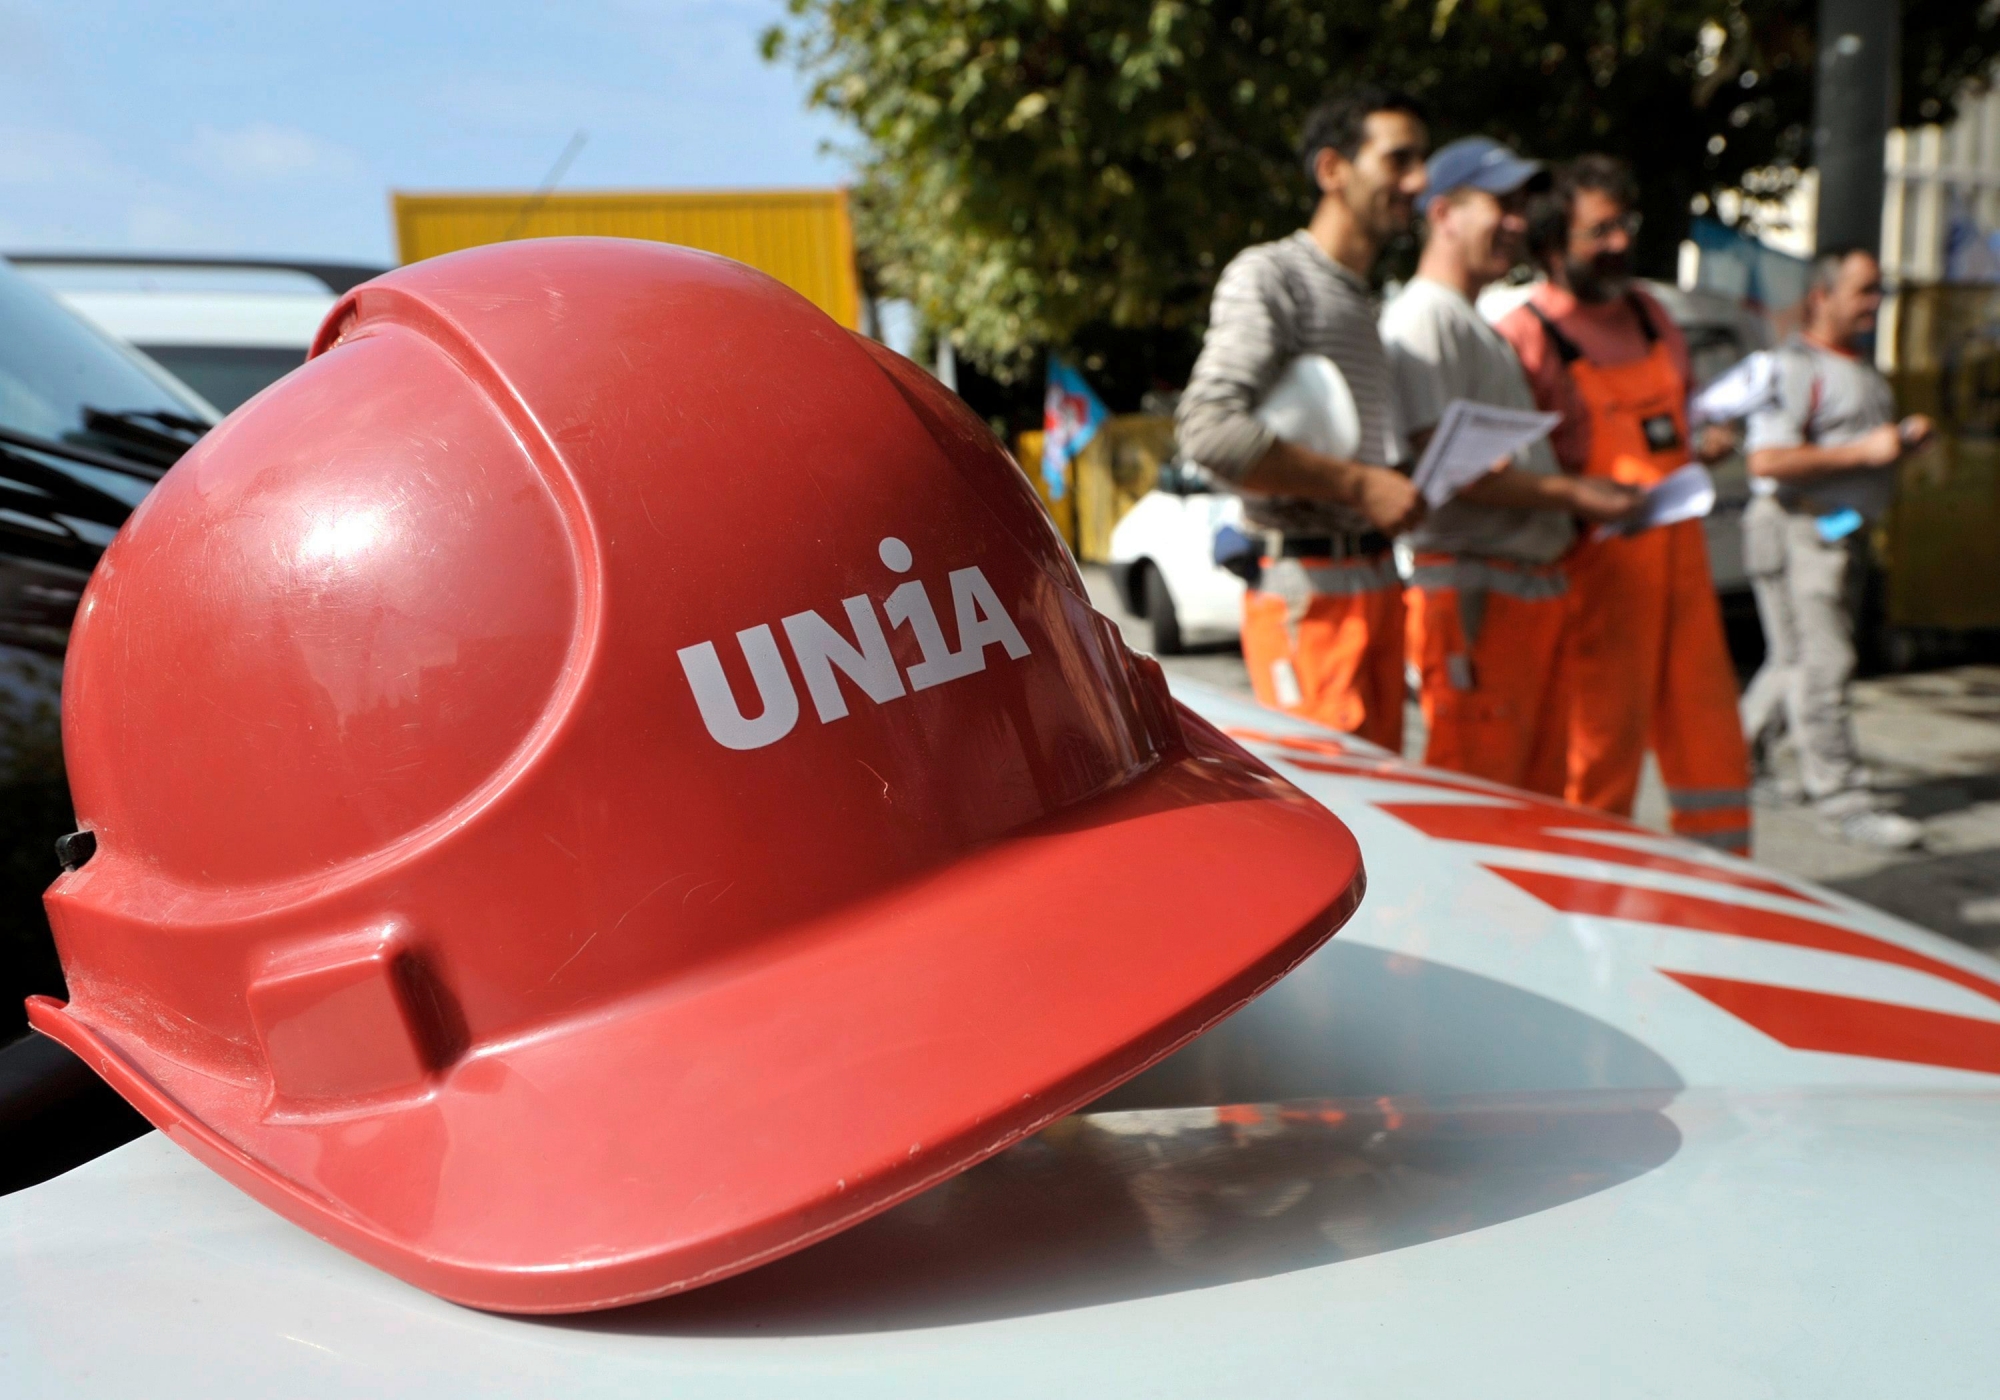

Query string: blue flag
[1041,355,1109,502]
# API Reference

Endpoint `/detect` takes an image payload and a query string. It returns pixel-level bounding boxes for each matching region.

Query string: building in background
[1682,86,2000,366]
[1886,86,2000,286]
[1654,81,2000,663]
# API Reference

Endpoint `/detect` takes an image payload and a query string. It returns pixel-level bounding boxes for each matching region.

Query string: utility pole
[1813,0,1899,255]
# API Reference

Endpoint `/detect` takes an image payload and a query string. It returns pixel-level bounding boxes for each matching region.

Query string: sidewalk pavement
[1081,565,2000,956]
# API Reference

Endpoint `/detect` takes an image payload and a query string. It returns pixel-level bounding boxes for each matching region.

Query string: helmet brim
[29,705,1363,1314]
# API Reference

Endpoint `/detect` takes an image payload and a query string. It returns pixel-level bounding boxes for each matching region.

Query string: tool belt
[1406,553,1568,602]
[1263,530,1392,561]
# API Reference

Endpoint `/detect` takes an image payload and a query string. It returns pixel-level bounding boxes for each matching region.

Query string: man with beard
[1380,139,1642,793]
[1177,88,1427,751]
[1739,248,1932,848]
[1494,154,1751,854]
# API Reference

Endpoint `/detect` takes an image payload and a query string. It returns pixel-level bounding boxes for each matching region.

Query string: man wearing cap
[1494,155,1752,854]
[1176,86,1427,751]
[1380,138,1641,793]
[1739,246,1932,849]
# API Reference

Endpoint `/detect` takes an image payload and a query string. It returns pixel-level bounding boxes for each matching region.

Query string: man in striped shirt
[1176,87,1428,751]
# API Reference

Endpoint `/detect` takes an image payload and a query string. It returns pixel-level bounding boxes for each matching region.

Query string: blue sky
[0,1,849,264]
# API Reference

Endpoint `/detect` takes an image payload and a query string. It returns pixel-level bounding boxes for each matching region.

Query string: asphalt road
[1081,564,2000,955]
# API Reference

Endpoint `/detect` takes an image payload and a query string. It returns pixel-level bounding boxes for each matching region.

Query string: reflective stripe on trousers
[1406,557,1569,603]
[1261,553,1404,602]
[1680,826,1753,852]
[1406,553,1569,797]
[1243,554,1404,752]
[1668,785,1752,855]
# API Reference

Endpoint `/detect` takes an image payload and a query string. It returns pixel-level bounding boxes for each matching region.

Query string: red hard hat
[30,238,1364,1313]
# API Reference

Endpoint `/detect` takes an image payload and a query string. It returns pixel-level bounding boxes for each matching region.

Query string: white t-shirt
[1379,278,1572,564]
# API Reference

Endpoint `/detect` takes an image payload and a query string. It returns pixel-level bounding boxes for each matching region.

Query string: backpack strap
[1526,302,1585,366]
[1623,291,1662,346]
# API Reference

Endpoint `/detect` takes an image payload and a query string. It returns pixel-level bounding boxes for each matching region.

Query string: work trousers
[1242,554,1405,753]
[1739,496,1869,808]
[1406,555,1569,797]
[1563,519,1752,853]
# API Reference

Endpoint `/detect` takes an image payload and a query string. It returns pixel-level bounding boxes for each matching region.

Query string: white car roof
[48,289,333,350]
[5,256,378,350]
[6,679,1997,1395]
[11,1085,1995,1399]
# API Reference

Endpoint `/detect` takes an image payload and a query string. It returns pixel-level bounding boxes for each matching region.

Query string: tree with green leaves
[767,0,2000,405]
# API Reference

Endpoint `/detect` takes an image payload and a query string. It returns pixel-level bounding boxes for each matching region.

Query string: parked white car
[1110,281,1770,652]
[6,678,1999,1395]
[6,254,385,413]
[1107,455,1246,653]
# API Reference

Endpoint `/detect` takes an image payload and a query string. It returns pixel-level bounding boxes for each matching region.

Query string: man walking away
[1495,155,1752,854]
[1176,88,1427,751]
[1381,139,1641,794]
[1740,247,1932,849]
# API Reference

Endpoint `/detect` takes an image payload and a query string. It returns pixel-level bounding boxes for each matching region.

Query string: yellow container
[1073,416,1176,564]
[1014,431,1077,551]
[391,188,862,329]
[1015,417,1176,563]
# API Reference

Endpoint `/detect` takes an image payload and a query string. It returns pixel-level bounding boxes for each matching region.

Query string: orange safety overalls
[1242,549,1404,752]
[1405,553,1569,797]
[1530,298,1750,854]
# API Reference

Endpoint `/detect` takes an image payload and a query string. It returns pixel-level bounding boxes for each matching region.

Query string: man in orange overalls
[1495,156,1751,853]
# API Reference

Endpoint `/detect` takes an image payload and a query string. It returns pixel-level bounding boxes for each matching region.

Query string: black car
[0,257,212,1177]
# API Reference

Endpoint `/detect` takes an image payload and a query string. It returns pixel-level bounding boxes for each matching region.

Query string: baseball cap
[1421,137,1545,214]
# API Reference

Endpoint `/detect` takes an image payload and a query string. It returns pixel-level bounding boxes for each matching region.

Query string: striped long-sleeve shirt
[1175,230,1403,537]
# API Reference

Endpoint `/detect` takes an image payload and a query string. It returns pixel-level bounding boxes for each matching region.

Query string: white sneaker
[1824,808,1924,851]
